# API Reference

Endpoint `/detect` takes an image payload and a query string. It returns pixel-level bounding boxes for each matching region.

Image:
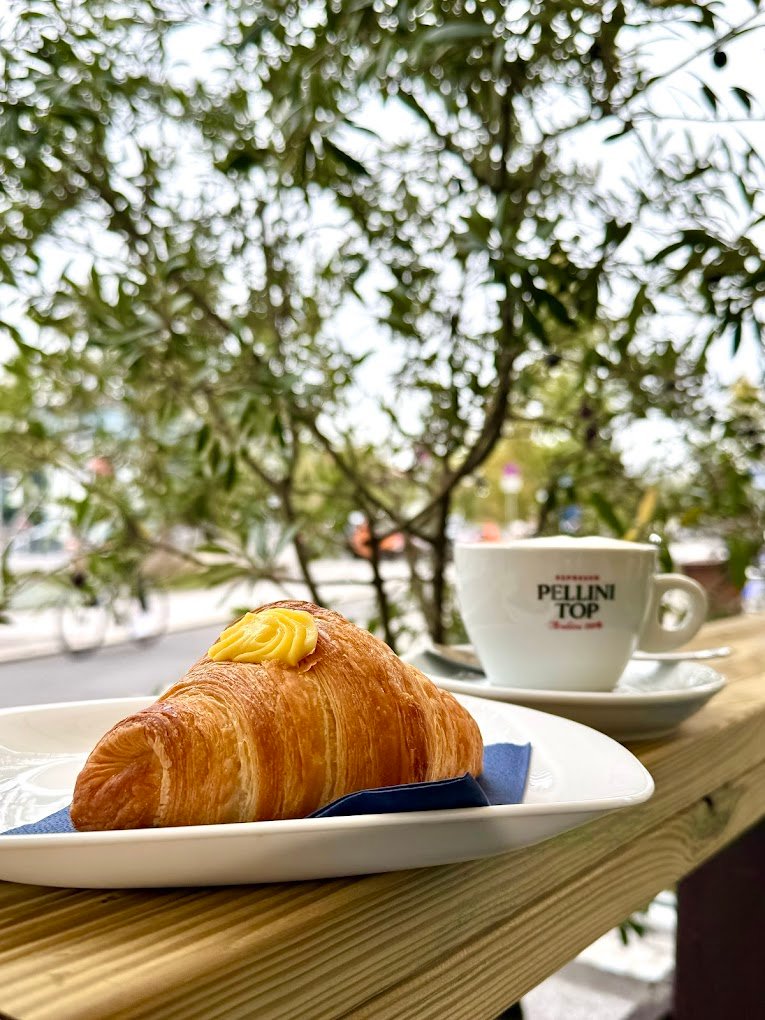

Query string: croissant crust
[70,600,483,829]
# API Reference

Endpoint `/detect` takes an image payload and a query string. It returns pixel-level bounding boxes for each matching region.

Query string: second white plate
[0,694,652,888]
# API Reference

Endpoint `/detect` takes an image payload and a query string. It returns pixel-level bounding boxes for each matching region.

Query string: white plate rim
[0,696,654,846]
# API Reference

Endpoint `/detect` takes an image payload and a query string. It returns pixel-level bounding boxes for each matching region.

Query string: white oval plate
[416,659,726,743]
[0,695,653,888]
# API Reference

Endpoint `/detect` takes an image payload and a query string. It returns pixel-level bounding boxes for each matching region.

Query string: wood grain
[0,615,763,1020]
[349,759,765,1020]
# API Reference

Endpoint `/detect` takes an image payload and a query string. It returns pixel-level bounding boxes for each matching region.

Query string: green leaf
[183,563,250,588]
[90,264,103,299]
[169,293,193,316]
[736,175,755,209]
[385,313,418,338]
[732,86,753,111]
[700,84,718,112]
[27,420,47,440]
[271,414,286,448]
[164,254,188,276]
[500,250,532,270]
[534,288,574,327]
[228,606,251,621]
[196,543,233,556]
[2,323,36,354]
[605,219,631,248]
[220,149,262,174]
[624,283,650,342]
[732,318,743,354]
[418,23,494,49]
[726,534,760,588]
[523,307,548,346]
[223,455,238,490]
[237,16,274,50]
[492,40,505,78]
[752,316,762,349]
[455,232,488,257]
[196,424,211,452]
[324,139,370,178]
[604,120,633,143]
[651,238,691,263]
[464,210,492,244]
[699,6,717,31]
[658,542,674,573]
[590,493,625,536]
[273,522,299,558]
[341,117,379,140]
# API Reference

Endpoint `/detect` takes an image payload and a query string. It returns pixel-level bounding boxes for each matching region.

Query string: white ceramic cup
[454,536,708,692]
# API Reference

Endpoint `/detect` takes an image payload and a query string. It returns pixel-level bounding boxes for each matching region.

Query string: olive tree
[1,0,764,645]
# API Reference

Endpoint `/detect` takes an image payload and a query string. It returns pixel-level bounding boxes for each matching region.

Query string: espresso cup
[454,536,708,692]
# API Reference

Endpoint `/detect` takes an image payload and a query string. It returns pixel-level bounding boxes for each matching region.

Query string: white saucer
[411,656,726,742]
[0,695,652,888]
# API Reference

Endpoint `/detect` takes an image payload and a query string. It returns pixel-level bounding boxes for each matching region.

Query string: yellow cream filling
[207,608,318,666]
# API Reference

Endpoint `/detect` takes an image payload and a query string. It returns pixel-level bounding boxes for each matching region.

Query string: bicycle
[57,572,170,657]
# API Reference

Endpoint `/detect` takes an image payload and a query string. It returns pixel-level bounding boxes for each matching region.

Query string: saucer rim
[421,645,727,704]
[420,669,726,706]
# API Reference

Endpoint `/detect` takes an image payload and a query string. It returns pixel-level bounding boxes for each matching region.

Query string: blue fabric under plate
[4,742,531,835]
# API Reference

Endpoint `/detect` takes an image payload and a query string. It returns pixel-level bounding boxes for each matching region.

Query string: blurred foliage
[657,380,765,587]
[1,1,764,645]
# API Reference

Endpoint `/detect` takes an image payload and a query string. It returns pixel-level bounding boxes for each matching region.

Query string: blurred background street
[0,623,221,708]
[0,557,413,705]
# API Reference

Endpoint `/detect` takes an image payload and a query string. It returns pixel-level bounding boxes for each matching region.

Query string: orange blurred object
[480,522,502,542]
[88,456,114,478]
[349,522,405,559]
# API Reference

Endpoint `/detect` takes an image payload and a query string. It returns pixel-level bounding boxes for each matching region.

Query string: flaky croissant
[70,600,483,829]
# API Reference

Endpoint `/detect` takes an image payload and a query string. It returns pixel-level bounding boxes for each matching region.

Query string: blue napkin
[7,806,75,835]
[4,742,530,834]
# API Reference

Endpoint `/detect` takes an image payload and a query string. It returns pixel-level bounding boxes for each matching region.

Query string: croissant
[70,600,483,829]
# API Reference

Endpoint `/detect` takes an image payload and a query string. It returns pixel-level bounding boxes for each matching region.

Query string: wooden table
[1,614,763,1020]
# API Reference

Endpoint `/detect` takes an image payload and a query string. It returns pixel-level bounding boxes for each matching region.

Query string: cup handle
[638,574,708,653]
